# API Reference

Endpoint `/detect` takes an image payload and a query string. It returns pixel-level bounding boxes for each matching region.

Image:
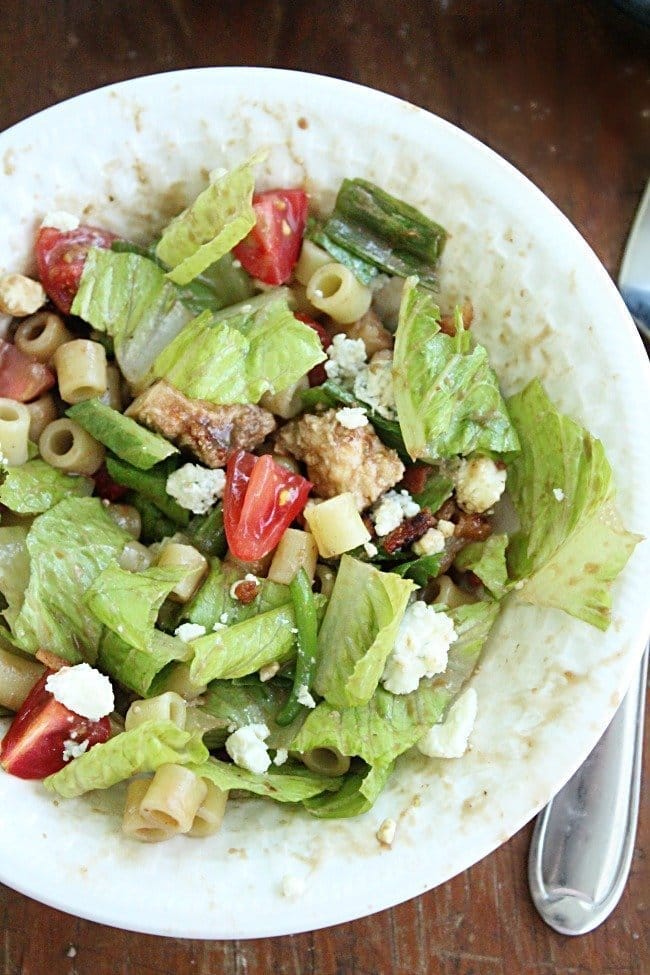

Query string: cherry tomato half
[233,189,308,286]
[294,312,332,387]
[35,224,117,313]
[223,450,311,561]
[0,672,111,780]
[0,337,56,402]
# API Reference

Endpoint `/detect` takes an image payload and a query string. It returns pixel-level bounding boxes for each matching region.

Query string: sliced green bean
[275,568,319,727]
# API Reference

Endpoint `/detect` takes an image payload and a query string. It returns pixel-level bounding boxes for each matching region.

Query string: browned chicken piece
[276,408,404,510]
[329,308,394,357]
[126,380,276,468]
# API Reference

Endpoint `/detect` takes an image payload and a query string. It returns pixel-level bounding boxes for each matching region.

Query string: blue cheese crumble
[165,463,226,515]
[381,602,457,694]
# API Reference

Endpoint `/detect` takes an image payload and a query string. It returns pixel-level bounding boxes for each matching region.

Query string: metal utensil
[528,179,650,935]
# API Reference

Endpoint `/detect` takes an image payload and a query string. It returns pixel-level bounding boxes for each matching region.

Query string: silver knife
[528,180,650,936]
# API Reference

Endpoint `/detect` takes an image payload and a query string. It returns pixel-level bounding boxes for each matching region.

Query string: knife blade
[527,180,650,936]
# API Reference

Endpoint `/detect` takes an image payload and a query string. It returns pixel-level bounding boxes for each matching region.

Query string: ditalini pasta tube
[13,312,73,363]
[300,747,351,777]
[306,261,372,324]
[0,647,45,712]
[25,394,58,442]
[294,239,332,286]
[0,398,30,466]
[122,779,176,843]
[156,542,208,602]
[54,338,108,403]
[125,692,187,731]
[138,763,208,834]
[187,780,229,838]
[39,418,105,475]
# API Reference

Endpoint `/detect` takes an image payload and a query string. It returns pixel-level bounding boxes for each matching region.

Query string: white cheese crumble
[553,487,565,501]
[324,334,367,385]
[371,489,420,537]
[0,273,47,317]
[335,406,368,429]
[376,817,397,847]
[513,579,526,591]
[41,210,80,232]
[174,622,207,642]
[225,723,271,774]
[212,621,227,631]
[273,748,289,767]
[165,464,226,515]
[412,527,446,557]
[452,457,507,514]
[45,664,114,722]
[62,738,90,763]
[229,573,258,599]
[259,661,280,682]
[437,519,456,538]
[296,684,316,709]
[281,875,306,899]
[381,602,457,695]
[353,353,397,420]
[219,612,229,625]
[364,541,378,558]
[417,687,478,758]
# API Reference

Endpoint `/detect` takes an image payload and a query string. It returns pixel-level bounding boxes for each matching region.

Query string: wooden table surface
[1,2,648,972]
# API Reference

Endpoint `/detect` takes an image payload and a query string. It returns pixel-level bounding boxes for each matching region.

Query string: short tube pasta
[138,763,208,833]
[125,692,187,731]
[156,542,208,602]
[294,239,332,286]
[54,339,108,404]
[0,398,31,466]
[155,662,206,700]
[306,262,372,324]
[187,780,229,837]
[38,418,105,475]
[25,394,58,441]
[100,364,123,411]
[434,575,477,609]
[122,778,176,843]
[104,503,142,539]
[300,747,351,777]
[260,375,309,420]
[13,312,72,363]
[118,539,154,573]
[267,528,318,585]
[0,647,45,711]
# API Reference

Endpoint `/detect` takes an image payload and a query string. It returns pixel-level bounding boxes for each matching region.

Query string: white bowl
[0,68,648,939]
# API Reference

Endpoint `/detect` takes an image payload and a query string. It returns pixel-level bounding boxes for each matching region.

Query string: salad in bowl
[0,68,647,937]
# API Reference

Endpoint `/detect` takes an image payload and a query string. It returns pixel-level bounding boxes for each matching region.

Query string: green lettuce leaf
[200,678,305,749]
[155,155,262,285]
[44,720,209,798]
[303,761,393,818]
[506,380,641,629]
[153,298,325,405]
[294,600,498,767]
[9,499,130,662]
[66,399,177,470]
[181,559,291,631]
[412,472,454,513]
[0,526,30,629]
[391,552,446,586]
[0,460,93,513]
[86,563,191,695]
[455,534,510,599]
[314,555,416,708]
[188,756,342,803]
[393,279,519,461]
[71,249,193,386]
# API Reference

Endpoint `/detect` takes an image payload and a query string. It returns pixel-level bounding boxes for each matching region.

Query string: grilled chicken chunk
[126,380,276,468]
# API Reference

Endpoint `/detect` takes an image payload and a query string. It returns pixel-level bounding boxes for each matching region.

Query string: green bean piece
[275,568,319,727]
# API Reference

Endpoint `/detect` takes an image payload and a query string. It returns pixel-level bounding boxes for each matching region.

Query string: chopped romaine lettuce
[391,552,446,586]
[393,279,520,461]
[200,679,304,749]
[506,380,641,629]
[66,399,177,470]
[86,563,191,696]
[314,555,416,708]
[9,499,130,663]
[0,526,29,630]
[44,720,209,798]
[180,559,290,631]
[455,535,509,599]
[153,297,325,405]
[188,756,342,803]
[71,249,192,387]
[155,155,262,285]
[302,761,393,818]
[0,460,93,513]
[412,472,454,513]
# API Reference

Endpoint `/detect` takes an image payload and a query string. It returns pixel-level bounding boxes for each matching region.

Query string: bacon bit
[455,511,492,541]
[433,498,458,522]
[382,510,436,555]
[362,513,376,537]
[439,300,474,337]
[400,464,429,496]
[35,649,70,671]
[233,580,260,604]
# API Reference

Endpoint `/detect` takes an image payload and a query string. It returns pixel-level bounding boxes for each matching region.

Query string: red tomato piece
[35,224,117,314]
[92,464,128,502]
[294,312,332,387]
[0,672,111,780]
[224,450,311,561]
[0,337,55,402]
[233,189,308,286]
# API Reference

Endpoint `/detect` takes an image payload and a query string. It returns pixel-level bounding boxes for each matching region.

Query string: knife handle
[528,642,648,935]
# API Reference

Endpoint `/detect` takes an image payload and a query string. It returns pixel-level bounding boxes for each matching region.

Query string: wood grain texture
[0,2,648,972]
